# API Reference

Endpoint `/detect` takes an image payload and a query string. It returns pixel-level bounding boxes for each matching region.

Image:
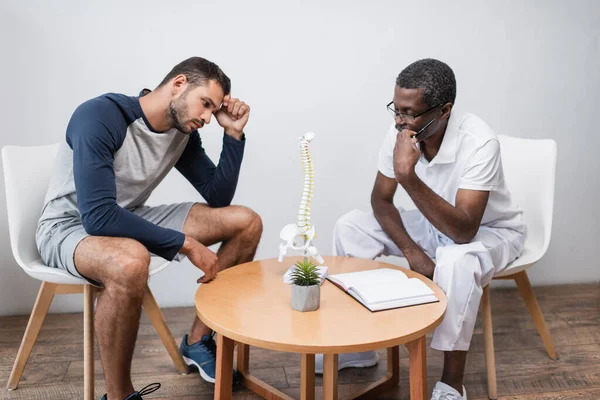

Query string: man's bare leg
[182,204,263,343]
[441,351,468,396]
[74,237,151,400]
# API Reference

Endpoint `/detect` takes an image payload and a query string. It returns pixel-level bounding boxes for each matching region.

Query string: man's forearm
[177,133,245,208]
[372,199,419,255]
[206,134,245,206]
[372,198,435,277]
[401,174,476,244]
[81,202,185,261]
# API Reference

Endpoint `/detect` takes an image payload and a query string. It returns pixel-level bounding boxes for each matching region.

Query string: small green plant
[290,257,320,286]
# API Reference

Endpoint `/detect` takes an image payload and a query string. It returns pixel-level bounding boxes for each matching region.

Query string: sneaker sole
[315,355,379,374]
[183,356,215,383]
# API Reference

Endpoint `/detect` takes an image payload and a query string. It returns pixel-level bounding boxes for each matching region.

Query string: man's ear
[171,74,188,95]
[441,103,453,120]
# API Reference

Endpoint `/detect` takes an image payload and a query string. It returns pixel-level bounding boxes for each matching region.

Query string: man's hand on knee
[181,236,218,283]
[406,249,436,279]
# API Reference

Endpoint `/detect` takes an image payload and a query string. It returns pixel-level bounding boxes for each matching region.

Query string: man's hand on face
[181,236,219,283]
[215,94,250,140]
[393,129,421,185]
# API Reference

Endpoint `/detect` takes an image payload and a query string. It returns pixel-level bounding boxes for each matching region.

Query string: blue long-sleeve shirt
[37,93,245,260]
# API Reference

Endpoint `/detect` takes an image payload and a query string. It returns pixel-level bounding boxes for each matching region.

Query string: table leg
[215,334,235,400]
[322,354,338,400]
[237,342,249,375]
[344,346,400,399]
[406,336,427,400]
[300,354,315,400]
[387,346,400,387]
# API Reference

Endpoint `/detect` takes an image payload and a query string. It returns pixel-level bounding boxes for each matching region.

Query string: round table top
[194,256,447,354]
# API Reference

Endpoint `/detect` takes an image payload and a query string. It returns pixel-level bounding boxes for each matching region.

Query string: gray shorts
[36,202,195,283]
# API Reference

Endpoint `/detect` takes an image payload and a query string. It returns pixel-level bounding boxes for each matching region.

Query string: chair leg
[513,271,558,359]
[481,285,497,400]
[6,281,57,390]
[142,285,189,374]
[83,285,95,400]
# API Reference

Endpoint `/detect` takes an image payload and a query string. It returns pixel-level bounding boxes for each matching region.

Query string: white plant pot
[291,284,320,312]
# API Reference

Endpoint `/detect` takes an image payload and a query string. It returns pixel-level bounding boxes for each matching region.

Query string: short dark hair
[158,57,231,95]
[396,59,456,107]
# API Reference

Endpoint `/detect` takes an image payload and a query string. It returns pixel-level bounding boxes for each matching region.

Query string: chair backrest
[497,135,557,257]
[394,135,557,260]
[2,144,60,269]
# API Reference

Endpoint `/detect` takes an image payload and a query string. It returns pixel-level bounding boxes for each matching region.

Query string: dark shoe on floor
[180,333,218,383]
[180,333,242,385]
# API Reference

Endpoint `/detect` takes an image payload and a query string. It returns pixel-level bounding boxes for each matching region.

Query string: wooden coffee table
[194,256,447,400]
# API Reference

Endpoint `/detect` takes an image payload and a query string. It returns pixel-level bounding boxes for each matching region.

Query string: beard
[167,90,192,133]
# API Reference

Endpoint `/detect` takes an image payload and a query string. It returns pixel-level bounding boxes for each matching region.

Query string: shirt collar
[419,111,462,166]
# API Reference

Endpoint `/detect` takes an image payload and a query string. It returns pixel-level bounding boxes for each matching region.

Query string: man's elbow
[370,195,378,211]
[82,219,104,236]
[207,197,232,208]
[371,199,396,223]
[452,236,472,245]
[81,212,110,236]
[452,228,478,245]
[370,194,389,214]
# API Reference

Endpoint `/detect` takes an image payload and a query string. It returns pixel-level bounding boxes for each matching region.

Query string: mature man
[319,59,526,400]
[36,57,262,399]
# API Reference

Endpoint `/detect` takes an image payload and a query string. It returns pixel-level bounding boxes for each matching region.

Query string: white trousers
[333,208,525,351]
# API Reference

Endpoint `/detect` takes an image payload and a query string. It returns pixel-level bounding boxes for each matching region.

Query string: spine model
[277,132,323,264]
[297,134,314,234]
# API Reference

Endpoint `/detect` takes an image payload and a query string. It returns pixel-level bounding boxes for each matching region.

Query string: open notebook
[327,268,438,312]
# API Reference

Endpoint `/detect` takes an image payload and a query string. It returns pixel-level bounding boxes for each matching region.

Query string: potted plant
[290,257,321,312]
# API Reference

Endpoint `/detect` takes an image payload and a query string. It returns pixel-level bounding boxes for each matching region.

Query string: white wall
[0,0,598,316]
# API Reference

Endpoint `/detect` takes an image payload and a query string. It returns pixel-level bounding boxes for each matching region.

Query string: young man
[36,57,263,399]
[318,59,526,400]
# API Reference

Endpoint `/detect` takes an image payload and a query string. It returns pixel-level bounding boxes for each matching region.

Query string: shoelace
[204,337,217,358]
[105,382,162,400]
[198,332,218,358]
[137,382,161,396]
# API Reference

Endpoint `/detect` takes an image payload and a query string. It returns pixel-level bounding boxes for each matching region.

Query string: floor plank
[0,284,598,399]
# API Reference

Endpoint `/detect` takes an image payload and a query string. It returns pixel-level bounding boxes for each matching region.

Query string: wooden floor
[0,284,598,400]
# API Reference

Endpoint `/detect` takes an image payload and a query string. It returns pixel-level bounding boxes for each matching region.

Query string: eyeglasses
[386,101,444,123]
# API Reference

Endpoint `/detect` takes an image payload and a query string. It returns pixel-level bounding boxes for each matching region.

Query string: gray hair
[396,59,456,107]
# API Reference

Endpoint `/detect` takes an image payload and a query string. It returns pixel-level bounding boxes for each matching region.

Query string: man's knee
[250,210,263,237]
[334,209,365,239]
[433,251,486,289]
[105,239,150,293]
[234,206,263,237]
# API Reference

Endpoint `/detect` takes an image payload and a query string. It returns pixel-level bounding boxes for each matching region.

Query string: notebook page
[331,268,407,292]
[353,278,434,305]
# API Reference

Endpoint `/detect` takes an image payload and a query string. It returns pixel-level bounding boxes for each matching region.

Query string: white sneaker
[314,351,378,374]
[431,382,467,400]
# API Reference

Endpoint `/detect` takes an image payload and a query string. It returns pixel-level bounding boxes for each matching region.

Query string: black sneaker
[100,383,161,399]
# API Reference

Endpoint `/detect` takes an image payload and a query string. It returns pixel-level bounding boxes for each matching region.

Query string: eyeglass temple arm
[411,118,437,139]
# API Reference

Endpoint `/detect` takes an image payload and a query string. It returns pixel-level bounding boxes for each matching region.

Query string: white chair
[480,135,558,399]
[2,144,189,400]
[390,135,558,399]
